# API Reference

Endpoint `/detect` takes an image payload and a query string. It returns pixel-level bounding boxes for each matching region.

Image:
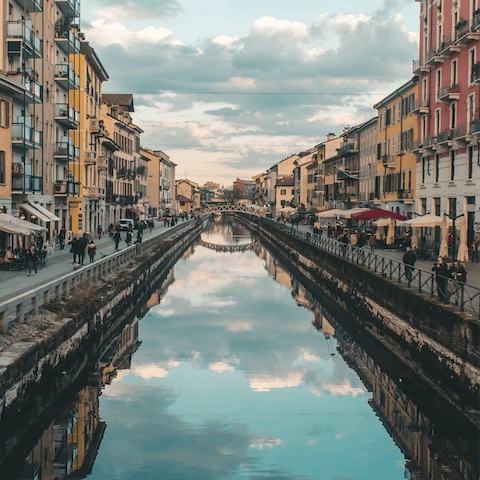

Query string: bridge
[201,204,261,217]
[198,240,256,253]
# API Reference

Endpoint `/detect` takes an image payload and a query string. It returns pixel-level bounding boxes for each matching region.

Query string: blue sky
[81,0,420,185]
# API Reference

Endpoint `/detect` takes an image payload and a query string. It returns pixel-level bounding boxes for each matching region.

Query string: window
[450,102,456,129]
[392,105,396,124]
[0,151,5,184]
[422,158,426,183]
[436,69,442,101]
[434,108,441,135]
[468,146,474,179]
[398,100,401,120]
[449,197,456,218]
[280,189,286,195]
[408,169,412,191]
[392,135,395,155]
[469,47,476,85]
[452,59,458,86]
[422,78,428,101]
[435,154,440,182]
[0,100,10,128]
[450,151,455,181]
[434,197,441,216]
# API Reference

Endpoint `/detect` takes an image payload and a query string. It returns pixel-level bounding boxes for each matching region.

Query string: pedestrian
[26,245,37,276]
[432,257,450,301]
[148,220,153,234]
[126,230,132,246]
[58,227,66,250]
[450,259,467,283]
[136,230,142,244]
[447,231,454,256]
[163,217,167,227]
[350,232,358,248]
[108,223,114,238]
[367,234,377,252]
[97,224,103,239]
[471,238,479,263]
[402,247,417,283]
[4,247,14,270]
[339,233,349,257]
[77,233,88,266]
[114,230,121,251]
[87,240,97,263]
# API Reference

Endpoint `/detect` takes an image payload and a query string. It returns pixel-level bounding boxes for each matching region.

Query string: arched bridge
[201,204,261,217]
[198,240,255,253]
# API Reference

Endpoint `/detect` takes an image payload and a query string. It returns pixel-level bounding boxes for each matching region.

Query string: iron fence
[261,217,479,317]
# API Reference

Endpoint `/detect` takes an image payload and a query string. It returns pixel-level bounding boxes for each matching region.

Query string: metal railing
[0,219,199,333]
[261,218,480,317]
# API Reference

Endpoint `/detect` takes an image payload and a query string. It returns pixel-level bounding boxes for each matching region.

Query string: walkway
[0,222,183,303]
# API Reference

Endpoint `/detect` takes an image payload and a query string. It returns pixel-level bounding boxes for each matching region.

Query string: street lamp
[445,212,464,260]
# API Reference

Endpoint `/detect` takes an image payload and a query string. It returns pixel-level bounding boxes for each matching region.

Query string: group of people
[432,257,467,301]
[2,243,45,275]
[69,233,98,265]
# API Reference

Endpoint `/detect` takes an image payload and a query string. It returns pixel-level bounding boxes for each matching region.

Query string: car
[119,219,134,231]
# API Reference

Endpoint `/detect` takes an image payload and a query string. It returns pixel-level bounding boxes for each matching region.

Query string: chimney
[326,133,335,141]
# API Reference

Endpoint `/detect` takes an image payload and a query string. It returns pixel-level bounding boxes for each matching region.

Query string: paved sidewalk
[0,221,183,303]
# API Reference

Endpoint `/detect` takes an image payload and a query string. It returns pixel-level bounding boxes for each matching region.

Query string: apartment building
[357,117,378,206]
[374,77,418,217]
[413,0,480,244]
[315,133,342,210]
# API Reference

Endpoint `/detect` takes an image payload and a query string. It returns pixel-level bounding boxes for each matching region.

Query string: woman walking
[26,245,37,276]
[88,240,97,263]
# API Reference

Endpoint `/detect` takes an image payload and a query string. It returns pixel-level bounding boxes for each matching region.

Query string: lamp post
[445,212,464,260]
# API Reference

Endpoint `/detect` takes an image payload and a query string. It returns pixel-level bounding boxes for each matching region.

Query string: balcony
[470,120,480,135]
[87,187,99,200]
[54,141,79,160]
[12,118,42,149]
[56,0,80,17]
[6,21,42,58]
[437,128,453,145]
[438,82,460,102]
[437,34,461,56]
[452,124,474,144]
[425,48,443,66]
[54,181,67,195]
[7,71,42,103]
[337,142,358,157]
[55,103,79,129]
[54,25,80,54]
[455,21,480,45]
[474,11,480,30]
[410,99,429,115]
[12,175,42,192]
[55,63,79,90]
[119,195,137,205]
[381,154,396,168]
[17,0,43,12]
[412,55,430,74]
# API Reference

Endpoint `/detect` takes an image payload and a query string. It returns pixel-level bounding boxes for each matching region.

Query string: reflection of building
[146,268,176,309]
[336,334,479,480]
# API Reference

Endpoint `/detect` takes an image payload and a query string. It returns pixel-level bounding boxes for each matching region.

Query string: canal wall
[0,218,207,425]
[238,214,480,425]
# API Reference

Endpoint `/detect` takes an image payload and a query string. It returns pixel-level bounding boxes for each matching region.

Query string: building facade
[357,117,378,206]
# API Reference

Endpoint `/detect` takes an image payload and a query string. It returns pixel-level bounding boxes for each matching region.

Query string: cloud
[91,0,182,20]
[250,16,312,43]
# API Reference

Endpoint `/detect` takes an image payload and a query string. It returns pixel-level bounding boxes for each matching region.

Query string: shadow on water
[0,217,478,480]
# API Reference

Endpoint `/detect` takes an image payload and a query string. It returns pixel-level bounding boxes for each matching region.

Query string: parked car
[119,219,134,231]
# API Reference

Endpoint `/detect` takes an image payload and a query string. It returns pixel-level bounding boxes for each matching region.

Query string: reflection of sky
[89,224,405,479]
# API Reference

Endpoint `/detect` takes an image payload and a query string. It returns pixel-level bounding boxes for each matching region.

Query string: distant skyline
[81,0,419,186]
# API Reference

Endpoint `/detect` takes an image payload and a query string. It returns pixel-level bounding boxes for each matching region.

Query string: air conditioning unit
[89,118,99,132]
[12,163,24,177]
[346,186,356,195]
[84,151,96,164]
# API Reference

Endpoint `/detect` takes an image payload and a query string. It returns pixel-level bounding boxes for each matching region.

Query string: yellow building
[176,179,198,214]
[373,77,418,216]
[316,134,342,210]
[69,41,109,235]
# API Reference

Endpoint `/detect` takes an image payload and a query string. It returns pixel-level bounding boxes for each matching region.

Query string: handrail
[260,217,480,317]
[0,219,199,333]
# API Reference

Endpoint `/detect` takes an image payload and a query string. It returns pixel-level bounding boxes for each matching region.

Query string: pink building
[412,0,480,247]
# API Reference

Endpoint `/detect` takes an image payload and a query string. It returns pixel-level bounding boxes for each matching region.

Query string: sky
[81,0,421,187]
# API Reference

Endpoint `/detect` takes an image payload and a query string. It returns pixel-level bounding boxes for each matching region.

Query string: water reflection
[1,219,478,479]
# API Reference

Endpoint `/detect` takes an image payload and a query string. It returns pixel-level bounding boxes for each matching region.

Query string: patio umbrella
[398,214,453,227]
[386,218,395,245]
[439,215,449,258]
[376,226,385,241]
[411,227,420,250]
[457,216,469,262]
[352,208,407,221]
[337,208,371,219]
[315,208,344,218]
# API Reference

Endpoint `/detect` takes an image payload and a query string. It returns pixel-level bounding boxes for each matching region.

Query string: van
[119,219,133,231]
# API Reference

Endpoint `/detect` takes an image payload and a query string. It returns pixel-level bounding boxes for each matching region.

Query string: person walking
[58,227,66,250]
[432,257,450,301]
[367,235,377,252]
[87,240,97,263]
[114,230,121,251]
[26,245,37,276]
[350,232,358,248]
[126,229,132,246]
[402,247,417,283]
[4,247,14,270]
[148,220,153,234]
[97,224,103,239]
[450,259,467,305]
[471,238,479,263]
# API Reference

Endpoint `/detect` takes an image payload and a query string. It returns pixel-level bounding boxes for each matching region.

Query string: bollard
[44,290,50,305]
[0,310,6,334]
[56,285,61,301]
[64,281,68,297]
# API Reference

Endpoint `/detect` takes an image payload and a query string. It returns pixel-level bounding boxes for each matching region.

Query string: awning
[0,213,46,235]
[337,208,371,219]
[128,208,146,215]
[397,214,453,227]
[352,208,407,221]
[21,203,51,222]
[28,201,61,221]
[316,208,345,218]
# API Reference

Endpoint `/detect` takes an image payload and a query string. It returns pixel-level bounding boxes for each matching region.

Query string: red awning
[128,208,144,215]
[351,208,407,221]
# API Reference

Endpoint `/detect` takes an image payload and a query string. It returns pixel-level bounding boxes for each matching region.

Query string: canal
[2,217,478,480]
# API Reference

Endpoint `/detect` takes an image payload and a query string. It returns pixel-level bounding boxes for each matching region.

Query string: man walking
[114,230,121,251]
[59,227,66,250]
[402,247,416,283]
[432,257,450,301]
[26,245,37,276]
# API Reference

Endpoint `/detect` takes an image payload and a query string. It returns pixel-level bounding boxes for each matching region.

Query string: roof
[81,42,109,82]
[357,116,378,133]
[373,76,419,109]
[276,176,294,187]
[177,195,193,202]
[102,94,134,112]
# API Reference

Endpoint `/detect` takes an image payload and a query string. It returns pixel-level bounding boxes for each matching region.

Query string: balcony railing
[471,63,480,84]
[6,21,43,57]
[54,142,79,158]
[56,0,80,17]
[12,175,42,192]
[412,56,423,73]
[452,124,468,139]
[410,99,429,114]
[12,121,42,148]
[54,103,79,127]
[454,21,470,42]
[438,82,459,101]
[474,11,480,30]
[437,128,453,144]
[423,135,437,148]
[54,25,80,53]
[337,142,358,157]
[54,63,79,89]
[438,34,452,53]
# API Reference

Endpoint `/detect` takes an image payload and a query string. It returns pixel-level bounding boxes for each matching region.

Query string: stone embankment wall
[239,214,480,426]
[0,219,206,424]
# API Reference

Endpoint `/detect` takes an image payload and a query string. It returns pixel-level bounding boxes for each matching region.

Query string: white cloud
[250,438,283,450]
[249,371,303,392]
[212,35,240,47]
[250,16,312,42]
[209,361,236,372]
[298,349,320,362]
[323,380,366,397]
[227,321,252,332]
[326,13,372,31]
[132,361,180,379]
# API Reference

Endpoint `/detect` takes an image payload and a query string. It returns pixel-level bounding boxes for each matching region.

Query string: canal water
[2,217,477,479]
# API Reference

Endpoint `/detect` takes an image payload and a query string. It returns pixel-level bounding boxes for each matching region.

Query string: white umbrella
[376,226,385,240]
[439,215,449,258]
[316,208,344,218]
[337,208,370,219]
[386,218,395,245]
[457,216,469,262]
[374,218,399,227]
[411,226,420,250]
[398,214,453,227]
